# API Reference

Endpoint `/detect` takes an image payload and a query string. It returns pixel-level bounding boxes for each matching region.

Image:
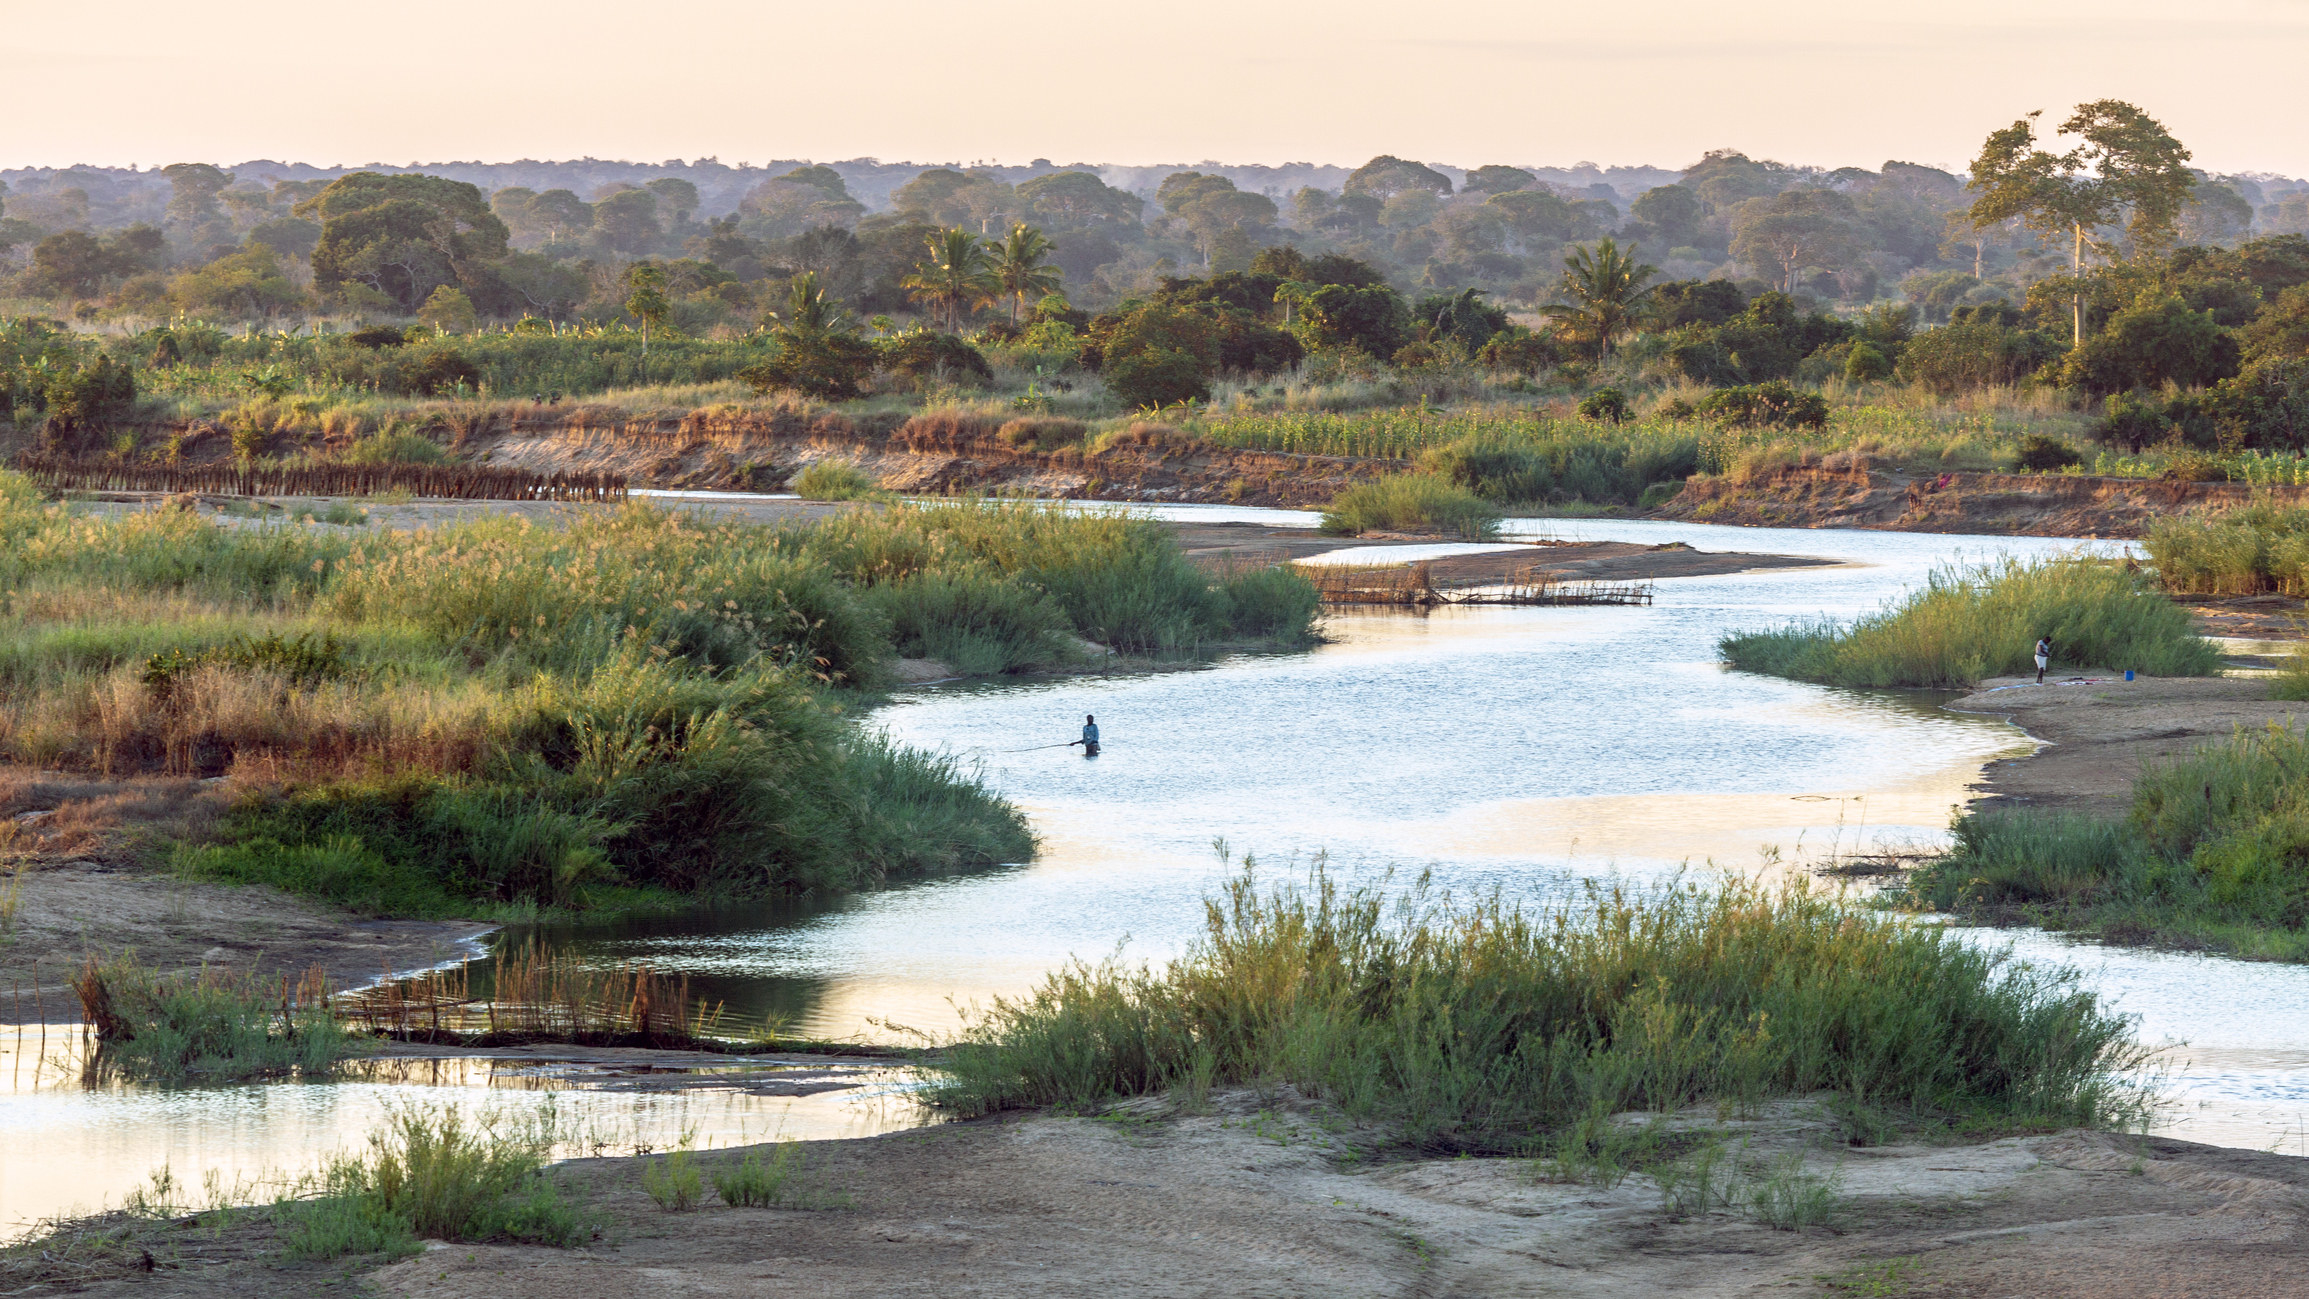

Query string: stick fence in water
[13,454,627,503]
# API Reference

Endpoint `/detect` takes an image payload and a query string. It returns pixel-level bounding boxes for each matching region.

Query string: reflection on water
[0,1028,925,1240]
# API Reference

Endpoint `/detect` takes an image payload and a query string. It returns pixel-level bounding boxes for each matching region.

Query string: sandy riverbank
[20,1084,2309,1298]
[1947,673,2309,820]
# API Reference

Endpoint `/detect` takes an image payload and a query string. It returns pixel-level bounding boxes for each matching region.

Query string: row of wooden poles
[12,454,628,503]
[1305,561,1657,607]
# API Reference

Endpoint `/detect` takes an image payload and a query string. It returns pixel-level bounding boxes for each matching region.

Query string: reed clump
[2142,502,2309,596]
[1720,557,2218,688]
[1908,722,2309,960]
[928,866,2143,1151]
[71,957,354,1081]
[1319,473,1502,539]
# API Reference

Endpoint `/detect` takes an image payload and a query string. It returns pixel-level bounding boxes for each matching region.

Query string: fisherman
[1074,713,1100,757]
[2034,635,2052,684]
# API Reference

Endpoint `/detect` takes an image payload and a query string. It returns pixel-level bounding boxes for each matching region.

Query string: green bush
[1576,387,1629,423]
[2014,434,2083,472]
[1720,557,2218,688]
[339,430,450,466]
[1104,347,1210,409]
[1697,380,1829,430]
[791,459,882,502]
[1910,724,2309,958]
[929,869,2142,1148]
[1320,473,1502,539]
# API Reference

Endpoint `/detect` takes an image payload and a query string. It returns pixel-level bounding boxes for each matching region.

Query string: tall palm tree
[900,227,999,332]
[990,223,1063,324]
[1544,237,1659,360]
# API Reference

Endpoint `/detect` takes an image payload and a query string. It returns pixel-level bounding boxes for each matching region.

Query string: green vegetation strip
[929,868,2144,1152]
[1720,557,2218,688]
[0,472,1318,918]
[1911,723,2309,961]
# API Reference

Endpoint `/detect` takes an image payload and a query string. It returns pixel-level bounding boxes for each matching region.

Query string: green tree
[1967,101,2196,347]
[1729,189,1863,293]
[739,271,878,401]
[991,224,1063,324]
[297,173,510,313]
[1462,165,1536,195]
[623,263,670,358]
[417,285,478,333]
[2060,293,2239,394]
[900,228,999,331]
[1342,156,1454,202]
[1545,237,1659,360]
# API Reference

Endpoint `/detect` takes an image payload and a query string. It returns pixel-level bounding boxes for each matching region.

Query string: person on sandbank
[2034,635,2051,684]
[1076,714,1100,757]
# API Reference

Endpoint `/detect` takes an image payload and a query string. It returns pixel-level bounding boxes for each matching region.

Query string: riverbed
[12,508,2309,1239]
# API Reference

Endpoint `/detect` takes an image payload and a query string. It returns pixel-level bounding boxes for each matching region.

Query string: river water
[9,507,2309,1237]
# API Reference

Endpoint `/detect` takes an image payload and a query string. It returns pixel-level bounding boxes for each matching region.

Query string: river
[6,508,2306,1238]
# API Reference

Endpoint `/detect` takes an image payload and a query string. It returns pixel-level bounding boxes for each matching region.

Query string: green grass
[712,1141,805,1207]
[927,865,2144,1152]
[1907,722,2309,960]
[1721,557,2219,688]
[73,958,356,1081]
[791,459,883,501]
[277,1102,590,1260]
[2143,502,2309,596]
[0,479,1314,918]
[1319,473,1502,539]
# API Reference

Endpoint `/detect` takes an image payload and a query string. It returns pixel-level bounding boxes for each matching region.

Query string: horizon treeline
[4,143,2307,333]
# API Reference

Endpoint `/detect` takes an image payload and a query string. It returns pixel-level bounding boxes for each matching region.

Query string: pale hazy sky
[8,0,2308,176]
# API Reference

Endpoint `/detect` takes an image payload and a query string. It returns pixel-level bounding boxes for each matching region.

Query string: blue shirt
[1082,723,1100,744]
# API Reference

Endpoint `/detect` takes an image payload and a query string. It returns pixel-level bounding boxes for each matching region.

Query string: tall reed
[930,867,2143,1149]
[1721,557,2217,687]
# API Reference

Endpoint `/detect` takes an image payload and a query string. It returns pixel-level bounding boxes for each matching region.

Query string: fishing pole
[988,741,1084,753]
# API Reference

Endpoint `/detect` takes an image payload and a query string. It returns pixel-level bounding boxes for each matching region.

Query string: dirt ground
[0,771,490,1018]
[26,1088,2309,1299]
[1946,673,2309,819]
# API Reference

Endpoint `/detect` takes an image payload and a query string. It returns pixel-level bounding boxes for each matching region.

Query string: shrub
[994,416,1088,451]
[792,459,882,501]
[713,1142,804,1207]
[1720,557,2218,687]
[1576,387,1629,423]
[2014,434,2083,472]
[2061,294,2241,396]
[1843,341,1892,382]
[1698,380,1829,430]
[400,348,481,397]
[1105,348,1210,409]
[929,869,2143,1147]
[2144,503,2309,595]
[877,331,992,387]
[1319,473,1501,539]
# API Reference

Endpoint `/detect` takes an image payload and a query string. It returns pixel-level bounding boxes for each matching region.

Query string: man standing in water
[1077,714,1100,757]
[2034,636,2052,684]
